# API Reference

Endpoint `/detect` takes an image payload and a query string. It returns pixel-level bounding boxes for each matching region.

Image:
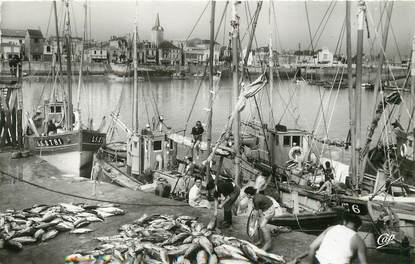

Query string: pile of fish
[66,214,285,264]
[0,203,125,251]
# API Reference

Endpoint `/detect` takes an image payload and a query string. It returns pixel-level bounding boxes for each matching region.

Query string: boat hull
[270,211,340,235]
[25,130,106,177]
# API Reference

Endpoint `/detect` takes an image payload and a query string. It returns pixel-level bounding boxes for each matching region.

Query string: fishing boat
[239,1,415,252]
[24,0,105,177]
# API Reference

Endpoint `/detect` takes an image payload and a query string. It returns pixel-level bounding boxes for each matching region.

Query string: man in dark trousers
[207,179,240,229]
[291,212,367,264]
[244,186,276,251]
[191,120,204,160]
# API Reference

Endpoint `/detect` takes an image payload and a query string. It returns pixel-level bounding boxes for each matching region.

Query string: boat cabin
[127,130,177,176]
[43,100,65,125]
[267,125,310,167]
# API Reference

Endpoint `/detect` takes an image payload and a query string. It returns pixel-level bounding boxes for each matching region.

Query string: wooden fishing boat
[24,1,105,178]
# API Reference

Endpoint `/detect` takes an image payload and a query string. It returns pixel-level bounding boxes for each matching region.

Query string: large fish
[33,229,45,240]
[74,219,90,228]
[95,207,125,215]
[60,203,85,213]
[208,254,219,264]
[15,226,35,237]
[40,212,58,222]
[35,221,58,230]
[184,242,202,258]
[240,243,258,262]
[170,232,191,245]
[198,236,213,255]
[166,243,193,256]
[41,229,59,242]
[55,221,74,231]
[70,228,93,234]
[196,250,209,264]
[4,239,23,251]
[10,236,37,245]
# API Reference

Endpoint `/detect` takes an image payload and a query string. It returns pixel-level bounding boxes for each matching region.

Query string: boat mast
[231,0,241,186]
[207,0,216,161]
[76,0,88,129]
[346,0,356,186]
[53,0,63,82]
[64,0,73,131]
[268,1,274,127]
[360,2,394,179]
[133,2,139,133]
[353,0,365,189]
[371,2,394,120]
[412,35,415,113]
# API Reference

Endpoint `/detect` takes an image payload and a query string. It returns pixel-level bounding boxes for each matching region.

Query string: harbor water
[22,75,413,164]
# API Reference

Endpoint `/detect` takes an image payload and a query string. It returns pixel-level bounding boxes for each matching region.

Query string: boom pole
[231,0,241,186]
[207,0,216,159]
[346,0,356,187]
[64,0,73,131]
[354,0,365,188]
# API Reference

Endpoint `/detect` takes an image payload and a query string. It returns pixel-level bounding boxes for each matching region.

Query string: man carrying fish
[291,212,367,264]
[207,179,240,229]
[244,186,275,251]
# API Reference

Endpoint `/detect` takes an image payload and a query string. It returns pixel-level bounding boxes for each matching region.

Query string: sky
[1,0,415,59]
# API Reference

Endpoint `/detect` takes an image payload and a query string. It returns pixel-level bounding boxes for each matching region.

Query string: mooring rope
[0,169,190,207]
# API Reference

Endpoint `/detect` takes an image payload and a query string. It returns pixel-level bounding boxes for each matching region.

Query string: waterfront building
[317,47,334,65]
[43,36,83,62]
[84,44,107,63]
[184,38,220,66]
[0,29,25,60]
[151,13,164,48]
[24,29,45,61]
[158,41,182,66]
[108,35,129,63]
[137,40,158,64]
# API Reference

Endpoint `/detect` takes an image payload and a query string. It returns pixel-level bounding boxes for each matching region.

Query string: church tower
[151,13,164,47]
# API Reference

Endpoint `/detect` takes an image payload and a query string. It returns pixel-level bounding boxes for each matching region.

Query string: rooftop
[158,41,179,50]
[27,29,44,39]
[0,29,26,38]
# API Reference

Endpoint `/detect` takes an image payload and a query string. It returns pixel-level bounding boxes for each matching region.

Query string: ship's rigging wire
[182,1,230,136]
[184,0,210,43]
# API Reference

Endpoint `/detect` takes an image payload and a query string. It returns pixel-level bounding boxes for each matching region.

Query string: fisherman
[46,119,57,135]
[176,156,196,199]
[188,177,210,209]
[91,160,103,196]
[191,120,204,160]
[323,161,335,181]
[291,212,367,264]
[207,179,240,229]
[316,176,333,195]
[244,186,275,251]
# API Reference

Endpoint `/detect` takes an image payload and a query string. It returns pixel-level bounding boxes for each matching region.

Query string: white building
[317,47,334,64]
[0,29,25,60]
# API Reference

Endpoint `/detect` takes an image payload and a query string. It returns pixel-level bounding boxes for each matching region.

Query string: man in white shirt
[188,177,210,209]
[291,212,367,264]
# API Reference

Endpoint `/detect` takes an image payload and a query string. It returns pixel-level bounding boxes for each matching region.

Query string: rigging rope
[184,0,211,42]
[304,1,315,52]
